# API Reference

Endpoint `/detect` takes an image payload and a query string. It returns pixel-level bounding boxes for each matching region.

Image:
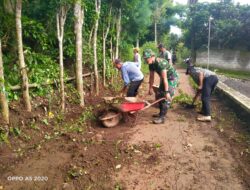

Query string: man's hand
[166,92,172,101]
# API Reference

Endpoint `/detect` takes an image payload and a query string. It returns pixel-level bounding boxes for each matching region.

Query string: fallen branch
[10,72,92,90]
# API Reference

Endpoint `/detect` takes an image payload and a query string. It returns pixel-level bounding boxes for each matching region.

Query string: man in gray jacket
[188,66,218,122]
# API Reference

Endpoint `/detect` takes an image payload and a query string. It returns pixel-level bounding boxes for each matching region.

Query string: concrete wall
[196,49,250,71]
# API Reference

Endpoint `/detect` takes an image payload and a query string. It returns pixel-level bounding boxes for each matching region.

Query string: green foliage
[141,41,158,55]
[66,83,80,104]
[9,127,22,136]
[172,90,193,105]
[105,59,116,80]
[182,2,250,51]
[188,76,198,90]
[3,48,60,100]
[0,127,9,144]
[176,42,190,63]
[120,42,134,61]
[22,16,50,52]
[140,41,158,73]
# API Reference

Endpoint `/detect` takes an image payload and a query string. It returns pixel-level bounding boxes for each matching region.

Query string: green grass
[183,61,250,80]
[213,68,250,80]
[197,65,250,80]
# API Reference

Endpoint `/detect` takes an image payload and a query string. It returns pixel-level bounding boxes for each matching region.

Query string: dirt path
[0,68,249,190]
[114,68,249,189]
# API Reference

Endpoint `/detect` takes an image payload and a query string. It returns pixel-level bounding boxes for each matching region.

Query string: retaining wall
[196,49,250,71]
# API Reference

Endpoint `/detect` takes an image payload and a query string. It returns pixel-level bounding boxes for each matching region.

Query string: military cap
[143,49,155,59]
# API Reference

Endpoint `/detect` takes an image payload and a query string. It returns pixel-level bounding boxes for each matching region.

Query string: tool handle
[141,98,167,111]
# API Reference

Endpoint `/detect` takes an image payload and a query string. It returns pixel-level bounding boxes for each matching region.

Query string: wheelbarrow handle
[141,98,167,111]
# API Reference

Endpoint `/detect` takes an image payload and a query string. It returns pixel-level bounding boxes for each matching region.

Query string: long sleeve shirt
[190,67,216,85]
[121,62,144,86]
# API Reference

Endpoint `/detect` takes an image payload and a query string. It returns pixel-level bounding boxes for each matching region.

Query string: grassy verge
[212,68,250,80]
[197,65,250,80]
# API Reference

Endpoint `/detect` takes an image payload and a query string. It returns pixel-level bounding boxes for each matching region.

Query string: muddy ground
[0,68,249,190]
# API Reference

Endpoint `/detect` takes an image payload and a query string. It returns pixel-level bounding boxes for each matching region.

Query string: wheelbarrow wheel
[99,110,122,128]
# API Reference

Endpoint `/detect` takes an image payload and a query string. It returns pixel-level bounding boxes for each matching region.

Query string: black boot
[153,117,165,124]
[152,113,160,117]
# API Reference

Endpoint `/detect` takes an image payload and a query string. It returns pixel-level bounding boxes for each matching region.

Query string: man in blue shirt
[114,59,144,97]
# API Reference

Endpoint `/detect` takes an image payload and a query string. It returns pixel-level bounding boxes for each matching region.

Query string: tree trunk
[4,0,15,13]
[93,0,101,95]
[115,8,121,59]
[0,39,9,124]
[74,1,84,107]
[136,38,139,48]
[88,25,94,47]
[103,6,112,86]
[102,31,106,86]
[110,37,114,84]
[191,29,196,63]
[57,6,67,111]
[16,0,31,112]
[154,21,157,45]
[189,1,197,63]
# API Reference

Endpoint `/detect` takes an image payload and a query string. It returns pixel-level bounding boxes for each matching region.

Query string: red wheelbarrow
[99,97,166,127]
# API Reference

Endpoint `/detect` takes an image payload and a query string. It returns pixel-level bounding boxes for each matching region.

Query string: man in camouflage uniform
[143,49,179,124]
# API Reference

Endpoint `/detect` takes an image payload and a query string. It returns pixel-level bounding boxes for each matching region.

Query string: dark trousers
[127,79,143,97]
[201,75,218,116]
[186,66,193,75]
[157,91,170,118]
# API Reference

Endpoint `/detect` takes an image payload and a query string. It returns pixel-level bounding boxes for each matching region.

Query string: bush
[176,42,190,64]
[4,48,60,100]
[140,41,158,55]
[120,42,134,61]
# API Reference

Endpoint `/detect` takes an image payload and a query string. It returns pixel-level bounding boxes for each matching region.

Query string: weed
[55,112,65,124]
[0,127,9,144]
[115,140,122,159]
[173,90,193,105]
[176,115,186,122]
[67,165,84,179]
[66,83,80,104]
[234,133,250,144]
[114,182,123,190]
[154,143,162,149]
[9,127,21,136]
[22,134,31,142]
[44,133,52,140]
[30,121,40,130]
[42,119,49,126]
[188,76,198,90]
